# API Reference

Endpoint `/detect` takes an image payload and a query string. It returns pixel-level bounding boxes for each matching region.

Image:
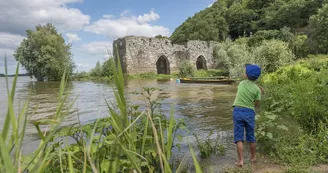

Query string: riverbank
[72,69,228,81]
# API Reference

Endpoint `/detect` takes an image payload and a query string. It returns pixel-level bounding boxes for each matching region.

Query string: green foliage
[90,61,103,77]
[258,0,323,30]
[72,71,90,80]
[248,27,294,46]
[194,131,225,158]
[256,56,328,165]
[102,58,115,77]
[170,0,229,44]
[226,1,257,39]
[171,0,324,44]
[88,58,115,80]
[309,3,328,53]
[128,72,178,80]
[214,38,252,78]
[0,56,71,172]
[194,69,228,78]
[253,39,295,72]
[179,61,195,78]
[215,38,294,78]
[155,35,169,39]
[14,23,75,81]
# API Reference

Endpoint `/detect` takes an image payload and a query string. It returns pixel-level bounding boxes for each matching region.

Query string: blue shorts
[233,107,256,143]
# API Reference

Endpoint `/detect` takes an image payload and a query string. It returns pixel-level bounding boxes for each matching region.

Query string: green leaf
[101,160,110,172]
[277,125,289,131]
[266,133,273,139]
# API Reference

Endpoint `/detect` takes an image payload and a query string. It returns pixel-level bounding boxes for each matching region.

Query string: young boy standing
[232,64,262,167]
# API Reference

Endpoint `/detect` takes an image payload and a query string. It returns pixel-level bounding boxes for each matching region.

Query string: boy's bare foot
[250,158,257,163]
[235,162,243,167]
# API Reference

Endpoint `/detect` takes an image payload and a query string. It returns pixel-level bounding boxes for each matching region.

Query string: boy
[233,64,262,167]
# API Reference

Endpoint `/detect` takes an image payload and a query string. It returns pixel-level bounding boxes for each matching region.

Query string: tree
[309,3,328,53]
[90,61,103,77]
[226,1,257,39]
[170,0,229,44]
[170,0,324,44]
[155,35,169,39]
[102,58,115,77]
[14,23,75,81]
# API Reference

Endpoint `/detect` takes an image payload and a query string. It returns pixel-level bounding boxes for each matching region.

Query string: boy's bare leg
[250,142,256,162]
[236,141,244,166]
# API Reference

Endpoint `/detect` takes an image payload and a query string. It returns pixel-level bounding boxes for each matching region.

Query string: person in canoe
[232,64,262,167]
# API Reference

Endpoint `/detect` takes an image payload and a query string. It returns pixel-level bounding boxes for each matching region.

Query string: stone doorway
[196,56,207,70]
[156,56,170,74]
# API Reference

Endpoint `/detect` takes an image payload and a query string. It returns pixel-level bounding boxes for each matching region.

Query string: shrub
[253,39,295,73]
[179,60,195,77]
[214,38,295,78]
[256,56,328,165]
[214,38,254,78]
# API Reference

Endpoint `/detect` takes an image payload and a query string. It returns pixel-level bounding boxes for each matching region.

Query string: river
[0,76,240,171]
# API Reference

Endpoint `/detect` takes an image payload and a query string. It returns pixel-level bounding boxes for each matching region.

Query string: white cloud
[85,10,170,39]
[0,0,90,35]
[66,33,81,43]
[137,10,160,23]
[0,32,25,49]
[0,32,26,74]
[80,41,113,58]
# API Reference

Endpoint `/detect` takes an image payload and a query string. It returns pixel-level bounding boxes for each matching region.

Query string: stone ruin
[113,36,218,75]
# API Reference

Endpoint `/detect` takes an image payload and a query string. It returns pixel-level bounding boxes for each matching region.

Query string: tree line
[171,0,328,54]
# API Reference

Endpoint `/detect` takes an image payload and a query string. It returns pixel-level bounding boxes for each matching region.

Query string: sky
[0,0,216,74]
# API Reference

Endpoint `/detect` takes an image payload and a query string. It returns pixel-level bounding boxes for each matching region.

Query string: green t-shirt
[233,80,261,110]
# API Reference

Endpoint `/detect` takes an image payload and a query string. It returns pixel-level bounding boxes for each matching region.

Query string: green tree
[226,1,257,39]
[253,39,295,72]
[215,38,295,78]
[170,1,229,44]
[90,61,103,77]
[259,0,323,30]
[170,0,323,44]
[179,60,195,77]
[155,35,169,39]
[14,23,75,81]
[101,58,115,77]
[309,3,328,53]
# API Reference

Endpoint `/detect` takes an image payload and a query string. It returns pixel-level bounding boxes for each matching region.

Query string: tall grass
[0,55,71,173]
[0,53,203,173]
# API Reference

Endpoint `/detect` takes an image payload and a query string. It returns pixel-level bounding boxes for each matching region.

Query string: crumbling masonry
[113,36,218,74]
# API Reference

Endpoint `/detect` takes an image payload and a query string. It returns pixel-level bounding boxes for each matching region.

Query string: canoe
[177,77,235,84]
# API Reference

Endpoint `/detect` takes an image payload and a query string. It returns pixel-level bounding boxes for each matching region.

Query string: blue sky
[0,0,215,74]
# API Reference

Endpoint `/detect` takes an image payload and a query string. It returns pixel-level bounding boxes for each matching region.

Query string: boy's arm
[254,87,262,114]
[257,84,265,94]
[254,100,260,114]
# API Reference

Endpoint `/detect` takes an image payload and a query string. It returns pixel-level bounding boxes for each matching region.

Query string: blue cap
[246,64,261,80]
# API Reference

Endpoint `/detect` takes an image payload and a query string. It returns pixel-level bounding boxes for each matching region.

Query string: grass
[74,69,228,82]
[127,72,179,80]
[194,69,228,78]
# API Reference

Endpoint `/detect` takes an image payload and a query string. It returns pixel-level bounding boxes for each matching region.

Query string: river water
[0,77,240,171]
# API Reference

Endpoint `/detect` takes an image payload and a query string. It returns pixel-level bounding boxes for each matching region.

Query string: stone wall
[113,36,218,74]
